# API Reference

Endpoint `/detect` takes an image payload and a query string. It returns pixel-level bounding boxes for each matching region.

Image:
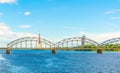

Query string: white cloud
[19,25,31,29]
[0,22,10,35]
[80,32,87,36]
[0,0,17,4]
[104,9,120,14]
[0,22,36,47]
[24,11,31,16]
[82,32,120,43]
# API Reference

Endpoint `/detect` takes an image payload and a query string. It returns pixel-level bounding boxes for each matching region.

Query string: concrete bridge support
[97,49,102,54]
[6,47,11,54]
[52,49,56,54]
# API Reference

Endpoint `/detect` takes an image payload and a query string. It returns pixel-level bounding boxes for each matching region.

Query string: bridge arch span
[101,37,120,46]
[7,37,55,49]
[55,37,99,48]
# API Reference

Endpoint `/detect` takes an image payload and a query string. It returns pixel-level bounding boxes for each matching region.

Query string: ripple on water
[1,50,120,73]
[0,54,6,60]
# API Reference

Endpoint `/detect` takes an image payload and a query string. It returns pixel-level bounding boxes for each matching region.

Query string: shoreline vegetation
[53,44,120,52]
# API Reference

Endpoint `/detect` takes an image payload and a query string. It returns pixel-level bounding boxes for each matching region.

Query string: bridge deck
[1,47,119,50]
[9,48,54,50]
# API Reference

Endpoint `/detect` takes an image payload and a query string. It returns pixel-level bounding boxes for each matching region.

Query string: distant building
[81,36,86,46]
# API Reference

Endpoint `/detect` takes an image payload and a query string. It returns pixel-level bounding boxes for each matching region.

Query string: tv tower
[37,33,42,48]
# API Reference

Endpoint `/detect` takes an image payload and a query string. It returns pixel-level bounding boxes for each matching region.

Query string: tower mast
[38,33,41,44]
[37,33,42,48]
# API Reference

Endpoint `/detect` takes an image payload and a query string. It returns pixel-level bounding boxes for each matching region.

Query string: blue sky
[0,0,120,46]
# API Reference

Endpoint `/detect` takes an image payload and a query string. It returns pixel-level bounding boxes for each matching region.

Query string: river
[0,50,120,73]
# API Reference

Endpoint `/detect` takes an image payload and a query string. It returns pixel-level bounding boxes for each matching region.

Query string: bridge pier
[97,49,102,54]
[52,49,56,54]
[6,47,11,54]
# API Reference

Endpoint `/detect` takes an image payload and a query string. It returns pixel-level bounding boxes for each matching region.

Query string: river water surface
[0,50,120,73]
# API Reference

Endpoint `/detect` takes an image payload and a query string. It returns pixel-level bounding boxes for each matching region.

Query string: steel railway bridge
[4,34,120,54]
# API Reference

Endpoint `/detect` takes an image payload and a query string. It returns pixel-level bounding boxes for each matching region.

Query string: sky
[0,0,120,46]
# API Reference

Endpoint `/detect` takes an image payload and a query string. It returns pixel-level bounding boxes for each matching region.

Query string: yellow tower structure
[37,33,42,48]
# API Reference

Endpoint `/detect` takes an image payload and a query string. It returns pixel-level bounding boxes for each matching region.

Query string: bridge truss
[7,37,55,50]
[55,37,99,50]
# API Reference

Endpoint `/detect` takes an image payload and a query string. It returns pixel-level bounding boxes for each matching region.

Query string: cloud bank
[81,32,120,43]
[0,0,17,4]
[0,22,36,47]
